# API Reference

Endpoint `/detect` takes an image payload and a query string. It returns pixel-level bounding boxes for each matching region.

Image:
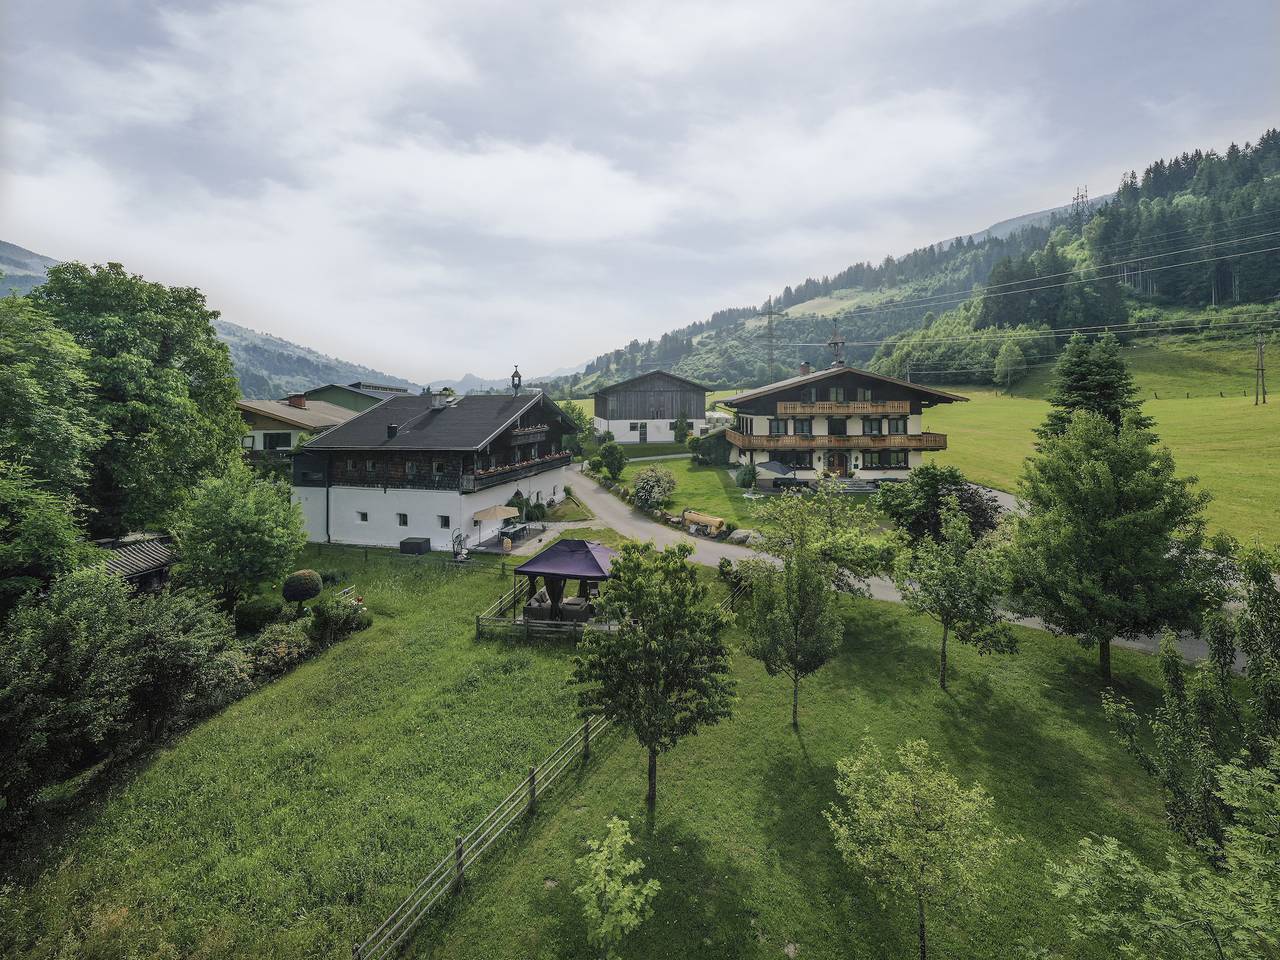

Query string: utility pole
[1257,331,1268,405]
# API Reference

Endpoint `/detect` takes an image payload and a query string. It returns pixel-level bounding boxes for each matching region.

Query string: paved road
[573,468,1232,666]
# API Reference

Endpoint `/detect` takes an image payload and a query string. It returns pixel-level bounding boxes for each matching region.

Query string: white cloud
[0,0,1271,380]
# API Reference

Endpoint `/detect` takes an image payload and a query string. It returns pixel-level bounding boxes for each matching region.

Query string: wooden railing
[776,400,910,415]
[461,452,572,492]
[725,429,947,451]
[353,715,614,959]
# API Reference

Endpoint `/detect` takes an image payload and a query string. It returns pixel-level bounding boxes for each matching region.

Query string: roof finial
[511,365,522,396]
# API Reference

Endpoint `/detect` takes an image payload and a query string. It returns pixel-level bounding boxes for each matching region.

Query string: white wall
[594,417,705,444]
[291,464,572,550]
[244,427,305,450]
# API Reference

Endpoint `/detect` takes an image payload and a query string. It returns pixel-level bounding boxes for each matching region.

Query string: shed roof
[102,534,176,580]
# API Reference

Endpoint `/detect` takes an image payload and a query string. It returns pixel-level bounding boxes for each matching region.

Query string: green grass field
[1,541,1178,960]
[924,338,1280,541]
[616,458,758,527]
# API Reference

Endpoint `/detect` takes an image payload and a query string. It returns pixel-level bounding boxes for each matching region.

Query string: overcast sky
[2,0,1275,381]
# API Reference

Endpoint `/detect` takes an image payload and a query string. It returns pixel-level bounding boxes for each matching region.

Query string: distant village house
[591,371,710,444]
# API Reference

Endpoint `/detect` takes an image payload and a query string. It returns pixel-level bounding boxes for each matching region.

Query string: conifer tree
[1037,333,1153,440]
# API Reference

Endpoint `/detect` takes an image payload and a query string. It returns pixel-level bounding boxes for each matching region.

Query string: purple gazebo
[514,539,616,622]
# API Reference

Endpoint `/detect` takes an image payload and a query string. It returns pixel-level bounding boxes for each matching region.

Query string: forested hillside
[536,128,1280,395]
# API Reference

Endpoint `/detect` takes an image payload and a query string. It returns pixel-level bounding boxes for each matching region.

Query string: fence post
[528,765,537,815]
[352,943,361,960]
[582,718,591,762]
[454,834,465,892]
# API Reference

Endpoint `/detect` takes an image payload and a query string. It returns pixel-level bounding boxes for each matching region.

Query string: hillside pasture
[924,338,1280,541]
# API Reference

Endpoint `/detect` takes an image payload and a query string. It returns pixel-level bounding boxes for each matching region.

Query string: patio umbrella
[472,504,520,544]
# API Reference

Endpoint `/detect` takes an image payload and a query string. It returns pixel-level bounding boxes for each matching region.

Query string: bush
[235,595,285,635]
[564,484,574,499]
[717,557,735,580]
[599,441,627,480]
[686,435,701,457]
[306,591,372,650]
[246,621,312,681]
[282,569,322,615]
[588,456,604,474]
[724,520,739,535]
[736,464,758,489]
[632,466,677,509]
[319,569,349,586]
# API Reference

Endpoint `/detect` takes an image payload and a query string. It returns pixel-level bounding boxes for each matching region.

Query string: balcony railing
[775,400,911,416]
[510,425,549,443]
[726,429,947,452]
[461,451,572,492]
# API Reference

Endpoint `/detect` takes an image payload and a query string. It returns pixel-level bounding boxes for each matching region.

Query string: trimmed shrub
[599,441,627,480]
[735,464,758,489]
[235,595,285,635]
[282,569,322,615]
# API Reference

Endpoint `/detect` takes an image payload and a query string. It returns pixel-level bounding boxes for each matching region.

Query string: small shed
[514,539,616,621]
[101,533,177,592]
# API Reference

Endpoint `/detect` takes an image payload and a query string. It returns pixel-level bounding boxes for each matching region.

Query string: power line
[772,240,1280,327]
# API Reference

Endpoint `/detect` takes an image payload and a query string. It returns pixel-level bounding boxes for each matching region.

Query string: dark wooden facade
[593,371,707,421]
[729,368,946,417]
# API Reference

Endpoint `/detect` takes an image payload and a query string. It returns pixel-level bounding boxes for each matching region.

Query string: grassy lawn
[924,338,1280,542]
[617,458,758,527]
[547,497,594,522]
[1,541,1179,960]
[1,546,586,959]
[418,601,1174,960]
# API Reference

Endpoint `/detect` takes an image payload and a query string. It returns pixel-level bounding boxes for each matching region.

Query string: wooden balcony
[775,400,911,415]
[726,429,947,452]
[461,451,572,492]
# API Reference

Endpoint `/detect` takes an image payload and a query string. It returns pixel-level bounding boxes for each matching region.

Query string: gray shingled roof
[302,391,567,451]
[103,535,176,580]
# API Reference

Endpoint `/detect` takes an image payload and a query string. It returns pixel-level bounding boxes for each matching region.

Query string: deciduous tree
[572,542,733,808]
[31,262,243,536]
[0,462,95,616]
[172,461,306,612]
[575,817,660,959]
[754,478,883,589]
[741,533,843,727]
[872,463,1001,543]
[598,441,628,481]
[825,738,1014,960]
[892,500,1015,690]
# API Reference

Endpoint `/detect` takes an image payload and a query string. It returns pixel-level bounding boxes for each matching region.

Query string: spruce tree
[1037,333,1153,440]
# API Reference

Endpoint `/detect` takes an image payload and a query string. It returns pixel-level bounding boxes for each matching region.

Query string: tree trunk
[916,894,927,960]
[1099,638,1112,682]
[939,624,949,691]
[792,677,799,728]
[646,747,657,809]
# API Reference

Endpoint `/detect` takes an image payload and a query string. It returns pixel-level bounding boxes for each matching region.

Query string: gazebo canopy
[515,539,616,581]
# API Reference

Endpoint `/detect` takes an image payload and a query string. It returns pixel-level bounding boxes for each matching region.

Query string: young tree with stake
[892,500,1015,691]
[572,542,733,808]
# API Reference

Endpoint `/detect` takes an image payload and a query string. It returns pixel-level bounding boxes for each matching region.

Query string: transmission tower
[826,319,846,367]
[1071,185,1090,233]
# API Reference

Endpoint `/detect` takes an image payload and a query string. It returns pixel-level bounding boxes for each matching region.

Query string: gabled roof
[724,365,968,406]
[301,390,572,452]
[237,398,358,430]
[301,383,404,401]
[515,539,615,580]
[593,370,711,396]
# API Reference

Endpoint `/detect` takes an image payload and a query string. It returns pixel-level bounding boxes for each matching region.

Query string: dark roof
[237,398,357,429]
[302,383,403,401]
[724,365,968,406]
[593,370,711,396]
[302,390,567,451]
[102,534,176,580]
[515,540,615,580]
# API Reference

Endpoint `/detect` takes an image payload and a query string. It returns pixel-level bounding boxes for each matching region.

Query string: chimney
[430,391,448,409]
[286,394,307,409]
[386,423,399,439]
[798,361,812,376]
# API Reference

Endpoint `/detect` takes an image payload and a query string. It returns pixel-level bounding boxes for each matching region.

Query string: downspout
[325,452,332,543]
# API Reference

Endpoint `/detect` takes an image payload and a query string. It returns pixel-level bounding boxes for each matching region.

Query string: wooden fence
[353,714,613,959]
